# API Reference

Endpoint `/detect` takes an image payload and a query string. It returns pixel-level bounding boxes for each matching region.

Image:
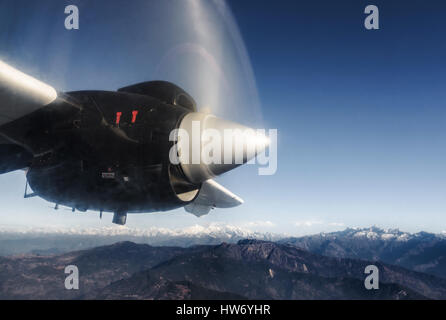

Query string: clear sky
[0,0,445,236]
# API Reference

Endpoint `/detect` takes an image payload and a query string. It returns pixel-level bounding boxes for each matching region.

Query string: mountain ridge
[0,240,445,300]
[280,227,446,279]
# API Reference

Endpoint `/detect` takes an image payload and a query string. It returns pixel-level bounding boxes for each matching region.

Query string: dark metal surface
[0,83,200,215]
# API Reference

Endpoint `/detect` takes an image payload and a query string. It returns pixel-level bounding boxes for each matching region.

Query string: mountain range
[2,225,446,283]
[280,226,446,279]
[1,226,446,299]
[1,239,445,300]
[0,224,279,256]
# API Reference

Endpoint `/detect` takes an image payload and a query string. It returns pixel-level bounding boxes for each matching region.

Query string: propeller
[155,0,268,187]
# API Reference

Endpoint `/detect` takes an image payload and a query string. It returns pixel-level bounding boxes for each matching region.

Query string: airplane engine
[0,61,268,225]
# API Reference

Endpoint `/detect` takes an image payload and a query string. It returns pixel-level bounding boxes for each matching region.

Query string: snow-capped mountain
[2,224,446,281]
[0,224,282,256]
[0,223,282,241]
[317,226,445,242]
[349,227,412,241]
[281,227,446,279]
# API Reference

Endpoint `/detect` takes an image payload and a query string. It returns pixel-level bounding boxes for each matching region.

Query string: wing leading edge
[0,60,57,127]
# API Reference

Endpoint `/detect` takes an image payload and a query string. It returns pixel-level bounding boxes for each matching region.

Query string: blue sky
[0,0,445,235]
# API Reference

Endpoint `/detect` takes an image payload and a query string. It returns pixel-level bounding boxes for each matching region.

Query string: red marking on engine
[116,112,122,125]
[132,110,139,123]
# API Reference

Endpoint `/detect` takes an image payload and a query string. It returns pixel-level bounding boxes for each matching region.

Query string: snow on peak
[381,233,397,240]
[349,227,415,241]
[0,223,282,242]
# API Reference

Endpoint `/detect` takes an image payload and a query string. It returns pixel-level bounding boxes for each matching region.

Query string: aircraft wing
[0,60,58,127]
[0,60,78,173]
[184,179,244,217]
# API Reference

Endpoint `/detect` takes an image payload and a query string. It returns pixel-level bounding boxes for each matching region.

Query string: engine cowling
[118,81,197,112]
